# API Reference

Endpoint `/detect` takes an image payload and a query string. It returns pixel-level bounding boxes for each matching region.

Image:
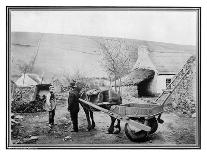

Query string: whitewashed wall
[134,73,175,95]
[155,74,175,93]
[148,74,158,94]
[117,74,175,96]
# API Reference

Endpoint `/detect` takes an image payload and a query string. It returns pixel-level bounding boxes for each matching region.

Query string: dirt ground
[11,98,197,146]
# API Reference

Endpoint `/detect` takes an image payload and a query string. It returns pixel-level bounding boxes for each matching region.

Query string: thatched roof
[114,68,155,86]
[114,46,156,86]
[130,45,194,75]
[15,73,43,87]
[150,52,192,74]
[27,74,42,84]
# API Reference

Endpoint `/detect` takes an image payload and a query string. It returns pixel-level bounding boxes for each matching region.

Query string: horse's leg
[108,116,116,134]
[83,107,92,131]
[89,110,95,129]
[114,119,121,134]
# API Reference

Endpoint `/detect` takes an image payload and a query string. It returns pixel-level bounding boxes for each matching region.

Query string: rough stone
[191,113,196,118]
[63,136,72,141]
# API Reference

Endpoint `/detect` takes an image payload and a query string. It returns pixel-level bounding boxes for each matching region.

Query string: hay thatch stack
[121,68,155,86]
[169,55,197,116]
[116,46,156,87]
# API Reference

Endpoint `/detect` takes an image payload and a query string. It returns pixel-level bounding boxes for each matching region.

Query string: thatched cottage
[113,46,195,97]
[14,73,51,101]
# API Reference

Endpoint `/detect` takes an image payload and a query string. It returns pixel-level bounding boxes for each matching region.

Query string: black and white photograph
[6,7,201,149]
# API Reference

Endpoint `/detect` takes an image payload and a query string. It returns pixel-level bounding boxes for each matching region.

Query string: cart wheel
[148,117,158,135]
[124,122,148,142]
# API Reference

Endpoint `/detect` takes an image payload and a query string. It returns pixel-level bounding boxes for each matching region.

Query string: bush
[11,99,46,113]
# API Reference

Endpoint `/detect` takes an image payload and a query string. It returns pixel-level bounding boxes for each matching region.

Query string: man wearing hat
[45,85,57,127]
[68,80,80,132]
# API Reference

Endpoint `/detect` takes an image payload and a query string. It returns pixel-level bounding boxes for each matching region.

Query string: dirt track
[11,99,197,146]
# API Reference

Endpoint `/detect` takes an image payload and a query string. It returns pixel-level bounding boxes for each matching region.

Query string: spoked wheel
[124,117,158,142]
[124,118,148,142]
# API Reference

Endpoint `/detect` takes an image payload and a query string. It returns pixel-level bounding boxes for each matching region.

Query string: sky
[11,10,197,45]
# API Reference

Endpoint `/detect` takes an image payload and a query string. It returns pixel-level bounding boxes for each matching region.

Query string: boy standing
[45,85,57,127]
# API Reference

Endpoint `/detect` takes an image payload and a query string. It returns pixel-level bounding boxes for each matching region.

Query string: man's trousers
[70,111,79,131]
[49,109,55,125]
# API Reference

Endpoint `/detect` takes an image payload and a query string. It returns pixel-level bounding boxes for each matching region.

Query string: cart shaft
[79,98,151,131]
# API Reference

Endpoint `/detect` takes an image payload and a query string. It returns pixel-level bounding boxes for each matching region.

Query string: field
[11,32,195,81]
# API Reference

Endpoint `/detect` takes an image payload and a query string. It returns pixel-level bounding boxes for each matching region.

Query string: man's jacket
[45,92,56,111]
[68,89,80,113]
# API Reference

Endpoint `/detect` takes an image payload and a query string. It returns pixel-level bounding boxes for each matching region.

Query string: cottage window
[166,78,171,88]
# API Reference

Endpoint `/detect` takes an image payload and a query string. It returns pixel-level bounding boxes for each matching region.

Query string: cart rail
[110,104,163,118]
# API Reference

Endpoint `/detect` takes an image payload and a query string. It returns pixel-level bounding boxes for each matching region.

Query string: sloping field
[11,32,196,81]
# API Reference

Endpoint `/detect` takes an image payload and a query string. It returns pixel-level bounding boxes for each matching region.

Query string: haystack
[121,46,156,86]
[121,68,155,86]
[169,55,197,116]
[15,73,43,87]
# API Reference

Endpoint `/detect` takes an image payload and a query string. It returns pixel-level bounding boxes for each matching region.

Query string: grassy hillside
[11,32,103,81]
[10,32,196,82]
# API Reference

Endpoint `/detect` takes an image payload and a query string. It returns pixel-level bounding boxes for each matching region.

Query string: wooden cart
[79,98,163,142]
[79,56,195,142]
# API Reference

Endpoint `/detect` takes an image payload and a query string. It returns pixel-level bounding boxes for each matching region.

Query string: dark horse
[80,88,122,134]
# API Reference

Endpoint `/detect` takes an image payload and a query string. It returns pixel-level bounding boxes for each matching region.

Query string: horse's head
[79,84,91,101]
[80,89,87,100]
